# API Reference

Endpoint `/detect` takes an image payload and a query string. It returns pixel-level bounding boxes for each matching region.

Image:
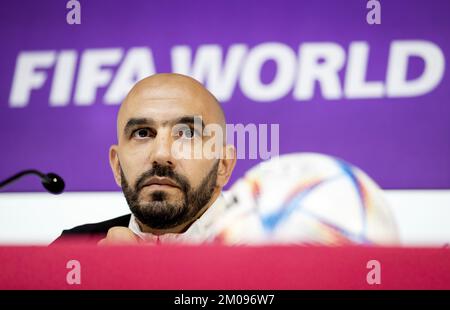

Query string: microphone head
[42,173,65,194]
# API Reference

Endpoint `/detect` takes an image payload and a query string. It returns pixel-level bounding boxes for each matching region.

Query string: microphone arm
[0,170,65,194]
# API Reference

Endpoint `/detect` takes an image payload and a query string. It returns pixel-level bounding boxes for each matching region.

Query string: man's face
[111,78,228,231]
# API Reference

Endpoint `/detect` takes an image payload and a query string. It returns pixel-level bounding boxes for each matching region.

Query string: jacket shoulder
[51,214,131,245]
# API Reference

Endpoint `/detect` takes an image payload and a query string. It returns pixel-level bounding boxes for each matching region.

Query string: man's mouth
[141,177,180,190]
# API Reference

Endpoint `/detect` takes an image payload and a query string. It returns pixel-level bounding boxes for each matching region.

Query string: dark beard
[120,161,219,230]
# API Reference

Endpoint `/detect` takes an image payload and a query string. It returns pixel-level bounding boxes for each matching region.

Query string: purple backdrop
[0,0,449,192]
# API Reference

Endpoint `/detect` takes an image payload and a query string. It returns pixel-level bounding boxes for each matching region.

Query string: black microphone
[0,170,65,194]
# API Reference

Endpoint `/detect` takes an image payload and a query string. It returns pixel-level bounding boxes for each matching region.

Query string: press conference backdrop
[0,0,449,245]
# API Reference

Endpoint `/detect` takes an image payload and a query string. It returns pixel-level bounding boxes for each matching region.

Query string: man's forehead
[119,98,208,125]
[121,81,209,115]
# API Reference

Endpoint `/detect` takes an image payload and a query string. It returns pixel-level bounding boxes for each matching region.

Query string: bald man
[53,74,236,245]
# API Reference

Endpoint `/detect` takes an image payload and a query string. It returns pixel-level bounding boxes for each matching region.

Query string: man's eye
[132,128,153,139]
[177,127,199,139]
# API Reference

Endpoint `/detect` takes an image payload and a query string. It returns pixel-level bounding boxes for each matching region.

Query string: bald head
[116,73,226,142]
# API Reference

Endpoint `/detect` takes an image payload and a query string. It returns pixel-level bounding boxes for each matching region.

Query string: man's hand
[98,227,140,245]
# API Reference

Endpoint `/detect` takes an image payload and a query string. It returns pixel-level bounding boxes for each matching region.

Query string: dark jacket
[51,214,131,245]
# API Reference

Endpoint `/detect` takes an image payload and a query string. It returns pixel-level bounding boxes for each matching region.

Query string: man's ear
[109,145,122,187]
[216,144,237,188]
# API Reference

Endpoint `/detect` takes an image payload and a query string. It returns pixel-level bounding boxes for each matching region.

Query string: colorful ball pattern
[213,153,399,246]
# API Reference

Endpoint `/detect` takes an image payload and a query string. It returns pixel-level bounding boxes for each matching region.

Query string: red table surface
[0,243,449,290]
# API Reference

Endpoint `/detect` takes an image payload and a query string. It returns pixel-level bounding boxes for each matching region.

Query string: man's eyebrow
[174,115,205,129]
[123,116,205,136]
[123,118,155,136]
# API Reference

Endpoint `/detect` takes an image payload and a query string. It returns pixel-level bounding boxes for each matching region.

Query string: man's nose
[151,129,175,168]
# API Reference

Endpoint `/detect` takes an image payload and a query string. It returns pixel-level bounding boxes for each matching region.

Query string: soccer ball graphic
[213,153,399,246]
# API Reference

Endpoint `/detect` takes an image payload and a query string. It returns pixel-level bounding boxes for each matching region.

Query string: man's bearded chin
[120,161,219,230]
